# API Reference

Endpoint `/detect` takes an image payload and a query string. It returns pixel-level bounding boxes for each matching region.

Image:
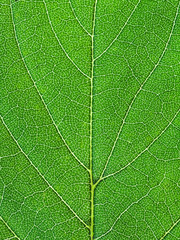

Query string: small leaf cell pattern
[0,0,179,240]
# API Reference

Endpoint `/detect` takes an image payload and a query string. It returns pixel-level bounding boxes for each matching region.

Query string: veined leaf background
[0,0,180,239]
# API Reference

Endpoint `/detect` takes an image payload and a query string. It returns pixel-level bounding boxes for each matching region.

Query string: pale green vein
[69,0,92,37]
[43,0,91,79]
[97,2,180,183]
[10,0,90,173]
[0,216,21,240]
[4,237,17,240]
[94,0,141,61]
[95,176,166,239]
[101,109,179,181]
[160,218,180,240]
[0,116,90,230]
[90,0,98,239]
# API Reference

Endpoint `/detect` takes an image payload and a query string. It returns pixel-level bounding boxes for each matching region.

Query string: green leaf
[0,0,180,239]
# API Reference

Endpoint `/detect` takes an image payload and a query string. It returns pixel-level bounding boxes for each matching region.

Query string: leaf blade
[0,0,179,239]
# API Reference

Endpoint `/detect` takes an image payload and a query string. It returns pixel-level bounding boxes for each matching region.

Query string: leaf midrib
[89,0,99,238]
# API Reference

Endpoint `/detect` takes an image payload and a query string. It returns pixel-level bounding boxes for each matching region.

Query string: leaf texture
[0,0,180,239]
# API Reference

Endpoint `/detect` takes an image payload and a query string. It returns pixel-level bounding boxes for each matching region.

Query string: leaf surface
[0,0,180,239]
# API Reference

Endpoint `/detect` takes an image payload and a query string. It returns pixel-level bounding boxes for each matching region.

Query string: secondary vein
[43,0,91,80]
[0,116,90,230]
[94,0,141,61]
[160,218,180,240]
[101,109,179,181]
[0,216,21,240]
[96,1,180,184]
[8,0,90,230]
[69,0,92,37]
[10,0,89,173]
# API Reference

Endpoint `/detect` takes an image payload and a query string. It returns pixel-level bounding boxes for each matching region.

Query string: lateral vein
[101,109,179,181]
[95,177,166,239]
[69,0,92,37]
[0,116,90,230]
[98,2,180,182]
[0,216,21,240]
[94,0,141,61]
[10,0,90,173]
[43,0,91,79]
[160,218,180,240]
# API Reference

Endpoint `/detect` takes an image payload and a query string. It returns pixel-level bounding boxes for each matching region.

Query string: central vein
[90,0,98,239]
